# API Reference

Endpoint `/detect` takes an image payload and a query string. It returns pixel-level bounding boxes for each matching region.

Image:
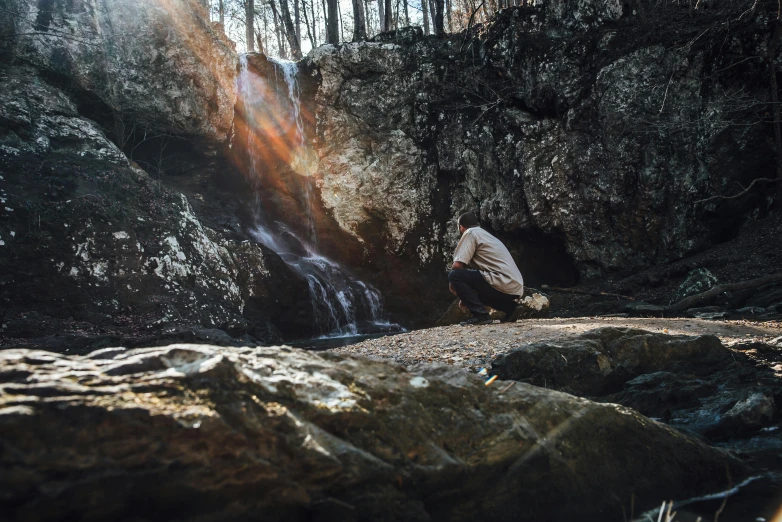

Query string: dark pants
[448,269,518,317]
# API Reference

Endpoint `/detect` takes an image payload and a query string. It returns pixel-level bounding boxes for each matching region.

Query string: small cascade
[274,59,319,244]
[237,55,399,338]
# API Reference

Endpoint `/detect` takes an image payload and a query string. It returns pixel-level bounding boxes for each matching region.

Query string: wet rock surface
[0,149,316,349]
[0,343,747,521]
[0,0,324,347]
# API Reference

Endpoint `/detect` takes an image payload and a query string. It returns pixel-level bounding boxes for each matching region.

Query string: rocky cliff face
[291,0,777,321]
[1,0,237,144]
[0,0,318,348]
[1,0,779,337]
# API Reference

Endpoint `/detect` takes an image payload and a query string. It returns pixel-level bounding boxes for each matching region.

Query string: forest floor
[332,317,782,372]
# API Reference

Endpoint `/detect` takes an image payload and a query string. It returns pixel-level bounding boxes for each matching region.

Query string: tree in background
[245,0,255,51]
[207,0,520,56]
[352,0,367,40]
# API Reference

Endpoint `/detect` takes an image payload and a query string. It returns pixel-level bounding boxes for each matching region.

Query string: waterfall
[237,55,399,338]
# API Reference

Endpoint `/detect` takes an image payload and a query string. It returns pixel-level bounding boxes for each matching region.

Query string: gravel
[332,317,782,372]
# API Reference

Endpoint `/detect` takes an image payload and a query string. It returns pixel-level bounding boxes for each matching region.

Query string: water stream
[237,55,400,339]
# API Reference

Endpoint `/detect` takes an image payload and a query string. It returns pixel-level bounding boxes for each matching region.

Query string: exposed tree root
[666,273,782,312]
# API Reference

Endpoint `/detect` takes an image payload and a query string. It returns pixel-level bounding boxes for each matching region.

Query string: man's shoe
[460,315,493,326]
[501,304,520,323]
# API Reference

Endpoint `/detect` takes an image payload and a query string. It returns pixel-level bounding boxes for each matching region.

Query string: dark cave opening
[497,228,580,289]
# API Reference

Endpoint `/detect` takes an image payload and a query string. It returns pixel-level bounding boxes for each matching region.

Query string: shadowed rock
[492,328,781,439]
[0,344,746,521]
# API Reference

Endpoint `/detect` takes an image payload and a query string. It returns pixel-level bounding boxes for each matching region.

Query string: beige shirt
[453,227,524,296]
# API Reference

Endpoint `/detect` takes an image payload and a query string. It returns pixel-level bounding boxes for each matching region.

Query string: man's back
[453,227,524,296]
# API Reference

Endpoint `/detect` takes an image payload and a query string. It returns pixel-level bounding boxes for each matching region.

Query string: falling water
[274,59,319,244]
[237,55,399,338]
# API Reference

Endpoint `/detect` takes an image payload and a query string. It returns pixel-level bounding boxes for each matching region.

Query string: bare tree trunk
[428,0,438,34]
[434,0,444,35]
[384,0,392,30]
[422,0,430,34]
[326,0,339,43]
[403,0,409,26]
[321,0,328,41]
[219,0,225,26]
[352,0,367,40]
[312,0,319,45]
[377,0,385,32]
[339,0,346,41]
[280,0,303,58]
[445,0,451,31]
[303,0,316,47]
[246,0,256,52]
[270,0,285,56]
[770,19,782,203]
[294,0,301,49]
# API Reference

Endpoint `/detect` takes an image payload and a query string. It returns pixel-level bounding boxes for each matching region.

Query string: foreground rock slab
[0,344,745,521]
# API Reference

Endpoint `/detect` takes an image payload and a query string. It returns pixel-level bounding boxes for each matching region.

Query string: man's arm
[452,232,476,271]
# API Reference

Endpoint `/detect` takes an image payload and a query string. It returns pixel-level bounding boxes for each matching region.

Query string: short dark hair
[458,212,479,228]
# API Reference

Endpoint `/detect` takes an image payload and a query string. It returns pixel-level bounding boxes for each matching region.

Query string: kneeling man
[448,212,524,326]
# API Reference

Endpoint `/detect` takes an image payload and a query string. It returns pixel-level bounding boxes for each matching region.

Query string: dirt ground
[332,317,782,372]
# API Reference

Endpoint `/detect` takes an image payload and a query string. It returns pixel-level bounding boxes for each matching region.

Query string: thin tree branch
[695,177,782,204]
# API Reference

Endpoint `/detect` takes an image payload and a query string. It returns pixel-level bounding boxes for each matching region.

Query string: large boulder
[1,0,237,144]
[0,144,316,349]
[491,328,781,438]
[0,344,746,521]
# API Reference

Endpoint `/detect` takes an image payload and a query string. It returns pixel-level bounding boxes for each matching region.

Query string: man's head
[457,212,479,235]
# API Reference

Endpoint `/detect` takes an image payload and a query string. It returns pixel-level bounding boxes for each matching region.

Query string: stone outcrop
[0,144,315,349]
[0,2,318,347]
[0,343,746,521]
[491,327,782,439]
[1,0,237,144]
[287,0,778,321]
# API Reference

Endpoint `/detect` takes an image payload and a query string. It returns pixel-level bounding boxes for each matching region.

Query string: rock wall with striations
[297,0,777,321]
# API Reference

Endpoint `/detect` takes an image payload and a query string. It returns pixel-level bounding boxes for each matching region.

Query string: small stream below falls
[237,55,402,338]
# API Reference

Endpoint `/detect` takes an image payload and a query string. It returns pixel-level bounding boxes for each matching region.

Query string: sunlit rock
[0,343,747,521]
[2,0,236,144]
